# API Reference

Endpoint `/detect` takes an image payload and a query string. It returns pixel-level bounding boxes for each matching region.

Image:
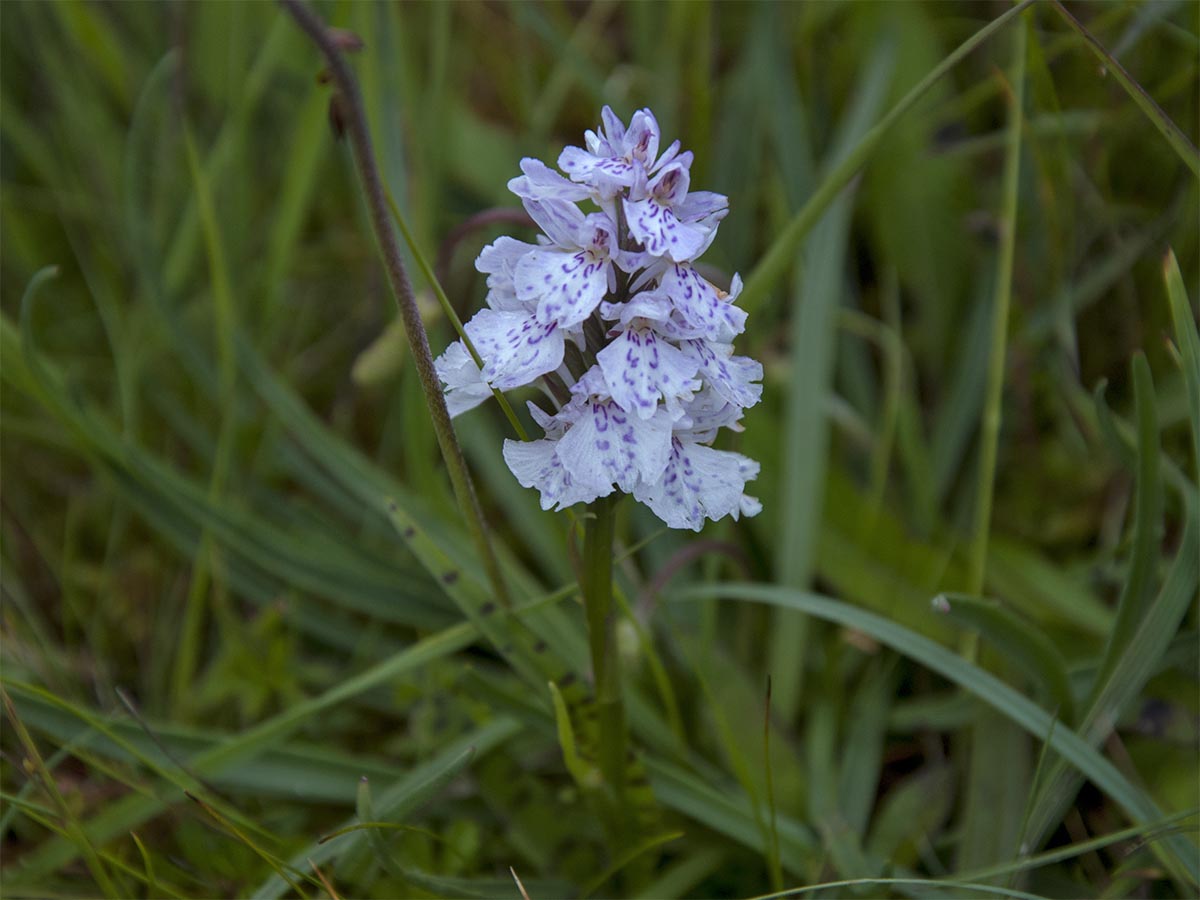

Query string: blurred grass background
[1,0,1198,897]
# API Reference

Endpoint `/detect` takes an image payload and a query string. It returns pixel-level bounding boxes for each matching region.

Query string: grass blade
[934,593,1075,724]
[678,582,1200,885]
[1050,0,1200,176]
[739,0,1036,310]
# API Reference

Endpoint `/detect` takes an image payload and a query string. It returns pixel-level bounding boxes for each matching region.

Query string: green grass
[2,1,1198,898]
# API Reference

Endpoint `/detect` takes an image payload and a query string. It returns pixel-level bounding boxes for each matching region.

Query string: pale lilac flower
[437,106,762,530]
[624,162,721,262]
[465,308,565,390]
[476,236,540,312]
[434,341,491,416]
[597,325,701,420]
[632,437,760,532]
[678,339,763,409]
[503,437,604,511]
[514,206,621,329]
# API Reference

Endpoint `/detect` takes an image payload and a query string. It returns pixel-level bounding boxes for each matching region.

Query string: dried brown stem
[279,0,510,607]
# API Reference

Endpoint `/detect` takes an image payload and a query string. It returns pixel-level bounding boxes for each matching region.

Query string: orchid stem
[582,495,627,807]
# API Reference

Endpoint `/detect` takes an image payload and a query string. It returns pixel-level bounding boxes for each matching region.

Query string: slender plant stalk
[956,19,1028,877]
[582,495,627,804]
[967,19,1026,599]
[278,0,510,608]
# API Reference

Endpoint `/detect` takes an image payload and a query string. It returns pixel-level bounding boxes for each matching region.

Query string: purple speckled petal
[633,438,761,531]
[624,109,660,165]
[557,399,672,492]
[659,265,748,341]
[503,438,608,510]
[623,197,710,262]
[465,309,564,390]
[558,145,603,183]
[647,162,690,205]
[679,339,763,409]
[514,247,611,329]
[597,327,701,420]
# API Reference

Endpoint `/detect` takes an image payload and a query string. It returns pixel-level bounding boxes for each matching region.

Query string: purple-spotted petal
[597,327,701,419]
[623,197,710,262]
[659,265,748,341]
[557,399,672,492]
[624,109,660,166]
[633,438,761,531]
[465,309,565,390]
[514,248,611,329]
[679,340,763,409]
[503,438,608,510]
[647,162,690,205]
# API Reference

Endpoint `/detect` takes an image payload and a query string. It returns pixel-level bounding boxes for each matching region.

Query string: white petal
[679,340,763,409]
[558,145,603,181]
[508,157,593,202]
[600,292,671,329]
[514,248,611,329]
[675,190,728,222]
[597,327,700,419]
[659,264,747,341]
[465,309,564,390]
[623,197,709,262]
[434,341,491,418]
[522,198,585,248]
[569,364,610,401]
[736,494,763,520]
[503,438,607,511]
[633,439,760,531]
[652,139,683,173]
[673,388,746,442]
[476,236,538,276]
[600,106,626,143]
[475,236,539,311]
[557,400,672,493]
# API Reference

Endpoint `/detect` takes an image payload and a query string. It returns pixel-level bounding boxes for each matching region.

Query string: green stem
[582,495,626,803]
[967,17,1026,600]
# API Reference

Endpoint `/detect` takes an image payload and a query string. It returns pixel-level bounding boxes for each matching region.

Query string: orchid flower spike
[435,106,762,531]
